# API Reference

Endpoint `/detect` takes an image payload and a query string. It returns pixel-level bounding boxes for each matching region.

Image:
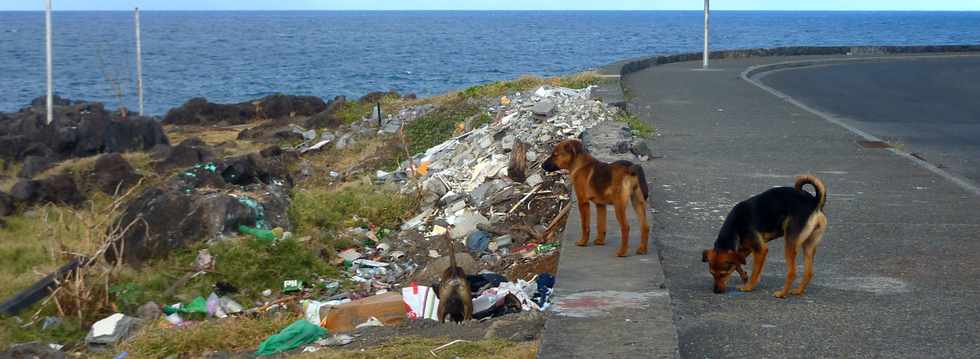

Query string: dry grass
[116,312,301,358]
[164,123,267,157]
[300,337,539,359]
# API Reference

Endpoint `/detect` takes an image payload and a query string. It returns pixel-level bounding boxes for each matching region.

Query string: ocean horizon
[2,10,979,115]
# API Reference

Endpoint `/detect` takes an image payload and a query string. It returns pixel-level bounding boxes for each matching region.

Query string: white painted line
[741,57,980,198]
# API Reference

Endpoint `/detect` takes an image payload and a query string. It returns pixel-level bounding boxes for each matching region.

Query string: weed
[335,94,402,125]
[403,100,483,155]
[0,316,87,351]
[617,113,655,139]
[289,184,415,237]
[297,337,539,359]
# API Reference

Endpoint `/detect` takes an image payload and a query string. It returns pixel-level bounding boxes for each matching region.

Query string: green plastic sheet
[256,319,327,356]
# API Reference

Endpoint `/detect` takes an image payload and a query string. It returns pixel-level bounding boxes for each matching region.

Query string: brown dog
[436,230,473,322]
[702,175,827,298]
[542,139,650,257]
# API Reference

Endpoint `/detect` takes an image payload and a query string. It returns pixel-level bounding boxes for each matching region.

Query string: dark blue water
[1,11,979,115]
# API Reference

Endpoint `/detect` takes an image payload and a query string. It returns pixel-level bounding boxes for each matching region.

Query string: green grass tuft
[617,113,655,139]
[289,184,416,237]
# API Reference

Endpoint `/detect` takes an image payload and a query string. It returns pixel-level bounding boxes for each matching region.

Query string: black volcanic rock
[163,94,327,126]
[0,97,169,163]
[90,153,142,195]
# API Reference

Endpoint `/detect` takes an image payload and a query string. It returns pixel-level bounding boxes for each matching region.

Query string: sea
[1,11,979,115]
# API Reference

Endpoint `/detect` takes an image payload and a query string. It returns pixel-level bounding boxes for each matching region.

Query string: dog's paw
[737,285,754,292]
[789,288,805,296]
[615,249,628,257]
[635,247,648,255]
[575,239,589,247]
[772,290,788,299]
[594,239,606,246]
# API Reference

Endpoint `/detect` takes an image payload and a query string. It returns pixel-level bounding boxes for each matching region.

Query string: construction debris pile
[339,84,628,300]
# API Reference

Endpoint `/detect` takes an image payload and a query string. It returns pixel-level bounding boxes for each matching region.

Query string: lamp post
[703,0,710,69]
[135,7,144,116]
[45,0,53,124]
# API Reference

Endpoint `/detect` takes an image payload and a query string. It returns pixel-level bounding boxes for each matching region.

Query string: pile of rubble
[339,84,632,296]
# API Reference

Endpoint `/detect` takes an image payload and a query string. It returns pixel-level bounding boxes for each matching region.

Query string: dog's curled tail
[795,174,826,211]
[445,231,458,270]
[632,164,649,200]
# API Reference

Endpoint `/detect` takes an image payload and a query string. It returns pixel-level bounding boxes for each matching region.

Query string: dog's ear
[701,249,711,263]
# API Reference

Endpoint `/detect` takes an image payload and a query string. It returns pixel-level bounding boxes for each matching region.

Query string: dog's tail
[632,164,649,200]
[445,231,458,270]
[795,174,826,211]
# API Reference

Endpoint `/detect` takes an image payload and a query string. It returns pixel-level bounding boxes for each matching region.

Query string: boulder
[163,94,327,126]
[90,153,142,195]
[10,174,84,207]
[153,138,215,173]
[112,189,257,263]
[17,155,54,178]
[220,153,291,187]
[0,191,13,217]
[0,342,67,359]
[304,96,347,129]
[0,97,169,163]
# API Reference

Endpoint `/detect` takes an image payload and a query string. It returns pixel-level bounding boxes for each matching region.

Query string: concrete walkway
[623,55,980,358]
[538,117,679,359]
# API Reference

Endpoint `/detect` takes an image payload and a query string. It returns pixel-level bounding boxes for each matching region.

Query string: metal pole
[703,0,710,69]
[134,7,144,116]
[45,0,53,124]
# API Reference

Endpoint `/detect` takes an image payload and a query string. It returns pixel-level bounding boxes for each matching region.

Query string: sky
[3,0,979,11]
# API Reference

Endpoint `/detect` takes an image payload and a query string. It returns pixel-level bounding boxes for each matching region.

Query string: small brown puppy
[542,139,650,257]
[436,231,473,323]
[702,175,827,298]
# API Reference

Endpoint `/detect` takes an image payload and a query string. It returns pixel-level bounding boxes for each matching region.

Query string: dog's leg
[576,196,591,247]
[595,204,607,246]
[631,191,649,255]
[614,201,630,257]
[735,265,748,284]
[437,301,446,323]
[773,239,799,299]
[792,214,826,295]
[738,241,767,292]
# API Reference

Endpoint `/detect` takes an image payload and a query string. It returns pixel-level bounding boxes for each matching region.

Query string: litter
[320,292,406,332]
[85,314,139,350]
[355,316,384,328]
[402,284,440,321]
[430,339,470,357]
[255,319,327,357]
[316,334,354,346]
[283,280,303,293]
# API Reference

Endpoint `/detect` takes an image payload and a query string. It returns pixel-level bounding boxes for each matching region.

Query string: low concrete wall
[611,44,980,77]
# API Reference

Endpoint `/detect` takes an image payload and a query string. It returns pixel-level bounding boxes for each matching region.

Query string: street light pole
[703,0,710,69]
[135,7,144,116]
[45,0,53,124]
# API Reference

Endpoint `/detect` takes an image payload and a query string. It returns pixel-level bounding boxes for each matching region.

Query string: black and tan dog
[542,139,650,257]
[702,175,827,298]
[436,231,473,323]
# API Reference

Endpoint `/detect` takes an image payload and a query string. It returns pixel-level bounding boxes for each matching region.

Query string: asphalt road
[758,56,980,185]
[624,55,980,358]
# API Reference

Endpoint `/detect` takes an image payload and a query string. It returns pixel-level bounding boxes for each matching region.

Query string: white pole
[703,0,710,69]
[134,7,143,116]
[45,0,53,124]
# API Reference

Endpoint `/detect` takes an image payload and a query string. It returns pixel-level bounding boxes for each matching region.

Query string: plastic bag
[255,320,327,356]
